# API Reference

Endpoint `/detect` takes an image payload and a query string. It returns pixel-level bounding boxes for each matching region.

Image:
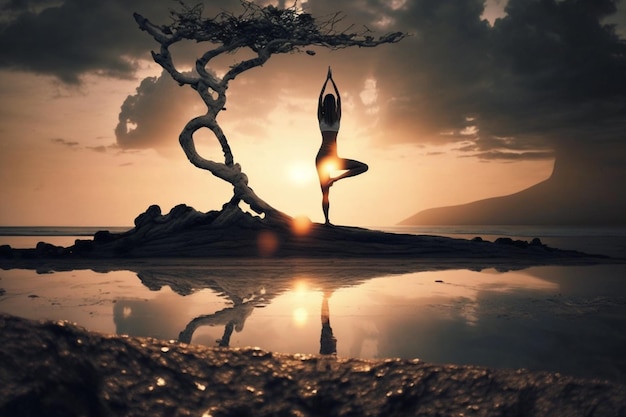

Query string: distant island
[401,154,626,226]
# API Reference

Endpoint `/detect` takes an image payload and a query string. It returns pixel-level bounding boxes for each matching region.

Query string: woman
[316,67,368,225]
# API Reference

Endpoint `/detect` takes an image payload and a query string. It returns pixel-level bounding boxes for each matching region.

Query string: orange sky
[1,0,624,227]
[0,63,553,226]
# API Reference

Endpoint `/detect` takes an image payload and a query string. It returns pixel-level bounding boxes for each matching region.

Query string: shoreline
[1,254,621,274]
[1,313,625,416]
[2,205,622,270]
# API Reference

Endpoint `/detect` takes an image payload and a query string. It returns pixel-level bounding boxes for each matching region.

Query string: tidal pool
[1,261,625,382]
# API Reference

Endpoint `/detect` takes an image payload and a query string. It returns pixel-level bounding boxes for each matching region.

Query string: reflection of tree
[120,260,439,351]
[320,292,337,355]
[133,2,404,222]
[178,301,256,346]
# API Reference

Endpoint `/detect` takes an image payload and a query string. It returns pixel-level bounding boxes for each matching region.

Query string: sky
[0,0,625,227]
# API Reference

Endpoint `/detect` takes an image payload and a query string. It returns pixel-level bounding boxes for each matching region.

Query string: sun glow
[287,161,316,185]
[290,279,312,327]
[321,159,338,177]
[292,307,309,327]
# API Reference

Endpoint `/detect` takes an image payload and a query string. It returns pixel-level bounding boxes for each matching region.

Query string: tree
[134,1,405,224]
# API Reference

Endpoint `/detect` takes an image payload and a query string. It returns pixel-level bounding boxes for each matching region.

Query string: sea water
[0,226,131,249]
[1,225,625,382]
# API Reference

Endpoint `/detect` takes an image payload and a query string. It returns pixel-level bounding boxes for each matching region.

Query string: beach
[1,225,625,415]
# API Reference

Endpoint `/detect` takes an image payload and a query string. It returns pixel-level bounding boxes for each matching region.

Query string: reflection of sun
[287,161,315,185]
[292,307,308,327]
[291,279,310,327]
[293,279,309,295]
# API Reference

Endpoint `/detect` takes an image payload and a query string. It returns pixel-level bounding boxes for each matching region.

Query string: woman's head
[322,94,337,123]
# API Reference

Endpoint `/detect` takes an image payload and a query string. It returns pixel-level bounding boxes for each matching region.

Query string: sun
[286,161,316,186]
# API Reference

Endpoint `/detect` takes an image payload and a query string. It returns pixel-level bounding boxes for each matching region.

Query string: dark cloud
[115,70,204,154]
[113,64,297,154]
[4,0,625,168]
[0,0,169,83]
[371,0,626,162]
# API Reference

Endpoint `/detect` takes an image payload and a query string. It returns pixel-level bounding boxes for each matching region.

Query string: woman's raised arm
[330,77,341,120]
[318,78,328,121]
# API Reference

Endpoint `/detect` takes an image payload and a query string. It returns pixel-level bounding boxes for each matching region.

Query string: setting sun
[286,161,316,186]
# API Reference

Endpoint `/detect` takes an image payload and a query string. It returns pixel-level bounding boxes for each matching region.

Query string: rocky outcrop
[0,203,610,267]
[1,314,625,417]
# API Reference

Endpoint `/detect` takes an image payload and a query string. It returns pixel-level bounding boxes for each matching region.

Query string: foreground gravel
[1,314,624,417]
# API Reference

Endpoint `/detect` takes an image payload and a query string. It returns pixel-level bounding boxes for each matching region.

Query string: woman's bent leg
[329,158,368,185]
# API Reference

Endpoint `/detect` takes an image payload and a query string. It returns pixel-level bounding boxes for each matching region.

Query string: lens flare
[292,215,312,236]
[257,231,279,257]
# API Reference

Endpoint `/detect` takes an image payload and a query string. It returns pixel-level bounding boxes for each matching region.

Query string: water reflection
[111,262,626,382]
[173,288,340,356]
[178,298,257,346]
[1,261,625,382]
[320,292,337,355]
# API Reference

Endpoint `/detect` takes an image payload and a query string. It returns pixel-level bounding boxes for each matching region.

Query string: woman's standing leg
[317,157,334,225]
[321,184,331,224]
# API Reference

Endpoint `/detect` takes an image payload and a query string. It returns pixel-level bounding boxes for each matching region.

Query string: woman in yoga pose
[316,67,368,225]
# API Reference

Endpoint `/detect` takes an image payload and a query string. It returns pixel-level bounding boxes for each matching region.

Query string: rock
[495,237,529,249]
[530,237,544,246]
[35,242,65,257]
[93,230,119,244]
[1,314,625,417]
[134,204,162,228]
[0,204,611,268]
[0,245,13,258]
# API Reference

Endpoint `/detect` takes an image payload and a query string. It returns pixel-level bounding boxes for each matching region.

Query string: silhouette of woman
[316,67,368,225]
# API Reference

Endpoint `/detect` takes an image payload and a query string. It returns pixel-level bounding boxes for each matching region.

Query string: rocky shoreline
[1,314,624,417]
[0,204,614,270]
[1,205,624,416]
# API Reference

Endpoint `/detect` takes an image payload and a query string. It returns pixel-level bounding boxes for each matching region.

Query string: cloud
[7,0,624,166]
[0,0,167,83]
[50,137,79,147]
[87,145,108,153]
[370,0,626,162]
[51,137,121,154]
[115,70,204,154]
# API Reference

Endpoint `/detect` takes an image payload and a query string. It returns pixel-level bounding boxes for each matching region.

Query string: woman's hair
[322,94,337,125]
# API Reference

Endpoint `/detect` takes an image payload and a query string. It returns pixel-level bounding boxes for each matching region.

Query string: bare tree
[134,1,405,224]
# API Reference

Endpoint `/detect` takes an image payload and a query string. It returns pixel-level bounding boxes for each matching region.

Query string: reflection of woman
[320,292,337,355]
[316,67,368,225]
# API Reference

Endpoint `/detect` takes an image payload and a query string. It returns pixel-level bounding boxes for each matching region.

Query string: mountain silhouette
[401,149,626,226]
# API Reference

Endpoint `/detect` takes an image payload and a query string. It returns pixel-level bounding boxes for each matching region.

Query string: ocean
[0,226,131,250]
[1,224,625,382]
